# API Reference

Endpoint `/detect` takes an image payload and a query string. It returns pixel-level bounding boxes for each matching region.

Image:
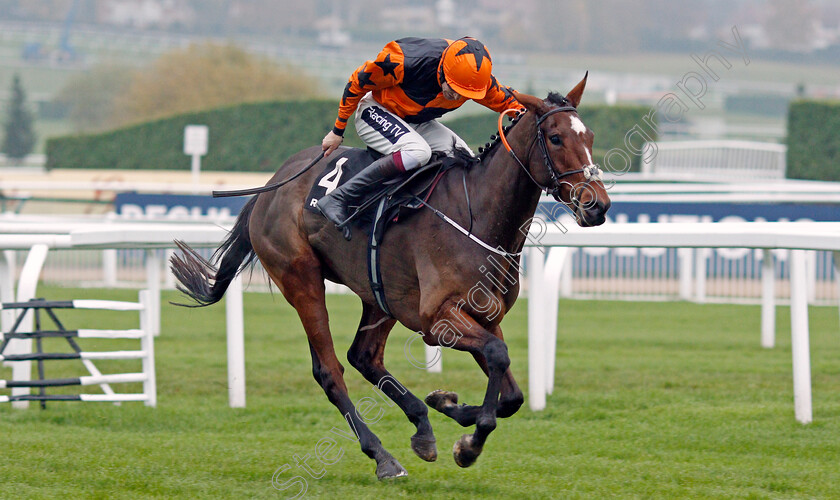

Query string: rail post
[789,249,812,424]
[527,246,546,410]
[226,274,246,408]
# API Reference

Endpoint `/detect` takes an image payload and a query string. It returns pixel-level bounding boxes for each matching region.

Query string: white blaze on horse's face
[567,115,595,167]
[569,115,587,135]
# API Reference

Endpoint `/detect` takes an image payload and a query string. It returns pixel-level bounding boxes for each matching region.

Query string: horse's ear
[565,71,588,108]
[513,91,548,115]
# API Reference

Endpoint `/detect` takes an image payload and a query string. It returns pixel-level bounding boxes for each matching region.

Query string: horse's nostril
[581,199,609,227]
[590,198,610,216]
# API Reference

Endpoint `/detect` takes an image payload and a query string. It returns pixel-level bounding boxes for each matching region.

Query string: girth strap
[367,197,393,317]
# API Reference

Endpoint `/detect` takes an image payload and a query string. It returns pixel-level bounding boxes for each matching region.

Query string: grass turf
[1,286,839,499]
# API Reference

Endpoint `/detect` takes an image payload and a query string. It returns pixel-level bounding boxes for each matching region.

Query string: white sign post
[183,125,209,192]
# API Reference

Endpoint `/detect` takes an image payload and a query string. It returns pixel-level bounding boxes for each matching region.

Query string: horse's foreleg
[423,310,510,468]
[474,324,524,417]
[425,325,524,426]
[426,367,523,425]
[347,303,437,462]
[266,260,406,480]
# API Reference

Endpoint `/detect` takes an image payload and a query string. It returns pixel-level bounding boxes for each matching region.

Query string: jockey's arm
[324,42,406,156]
[475,76,524,114]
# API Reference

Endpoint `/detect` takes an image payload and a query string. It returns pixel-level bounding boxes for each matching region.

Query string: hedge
[47,100,654,172]
[46,100,364,172]
[787,100,840,182]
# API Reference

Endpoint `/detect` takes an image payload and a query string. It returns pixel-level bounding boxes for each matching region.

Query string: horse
[170,74,610,480]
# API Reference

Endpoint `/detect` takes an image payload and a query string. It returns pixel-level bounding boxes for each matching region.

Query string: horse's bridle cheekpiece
[498,102,604,204]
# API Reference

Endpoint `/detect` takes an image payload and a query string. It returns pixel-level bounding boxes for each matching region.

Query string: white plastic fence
[2,218,838,425]
[29,229,837,305]
[641,140,787,180]
[562,245,837,305]
[0,219,246,409]
[521,222,840,424]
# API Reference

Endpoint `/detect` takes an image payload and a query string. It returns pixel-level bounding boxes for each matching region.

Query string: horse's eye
[549,135,562,146]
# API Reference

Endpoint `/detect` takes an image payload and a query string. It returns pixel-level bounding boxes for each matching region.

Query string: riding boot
[316,152,405,241]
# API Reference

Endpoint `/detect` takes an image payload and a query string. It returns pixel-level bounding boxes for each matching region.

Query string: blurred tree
[55,63,136,132]
[765,0,816,49]
[1,74,37,159]
[111,42,324,126]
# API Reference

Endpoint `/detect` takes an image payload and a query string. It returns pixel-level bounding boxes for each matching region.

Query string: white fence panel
[642,140,787,180]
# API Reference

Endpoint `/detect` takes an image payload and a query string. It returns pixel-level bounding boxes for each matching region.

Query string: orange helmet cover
[440,38,493,100]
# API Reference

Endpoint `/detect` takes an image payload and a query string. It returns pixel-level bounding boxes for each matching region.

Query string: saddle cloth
[304,147,464,234]
[304,148,382,219]
[305,147,475,316]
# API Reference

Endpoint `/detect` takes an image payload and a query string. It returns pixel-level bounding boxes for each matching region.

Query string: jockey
[317,36,521,238]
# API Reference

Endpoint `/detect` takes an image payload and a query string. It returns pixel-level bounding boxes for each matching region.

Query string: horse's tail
[170,196,258,307]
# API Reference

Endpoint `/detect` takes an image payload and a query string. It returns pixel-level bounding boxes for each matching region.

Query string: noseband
[498,104,603,204]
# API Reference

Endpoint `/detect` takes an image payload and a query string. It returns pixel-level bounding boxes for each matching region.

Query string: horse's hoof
[411,433,438,462]
[452,434,482,468]
[425,390,458,412]
[375,455,408,480]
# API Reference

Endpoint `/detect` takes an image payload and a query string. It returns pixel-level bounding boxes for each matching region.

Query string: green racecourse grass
[1,286,839,499]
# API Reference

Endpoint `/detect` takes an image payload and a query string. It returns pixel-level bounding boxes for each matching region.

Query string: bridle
[416,100,605,260]
[498,104,603,205]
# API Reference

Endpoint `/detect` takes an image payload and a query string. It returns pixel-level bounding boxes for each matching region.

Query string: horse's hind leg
[263,254,407,480]
[348,303,437,462]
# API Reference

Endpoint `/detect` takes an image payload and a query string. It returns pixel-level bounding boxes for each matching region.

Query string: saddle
[305,147,476,315]
[305,148,471,234]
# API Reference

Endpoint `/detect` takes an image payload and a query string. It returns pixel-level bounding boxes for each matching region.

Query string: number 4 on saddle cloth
[304,147,476,315]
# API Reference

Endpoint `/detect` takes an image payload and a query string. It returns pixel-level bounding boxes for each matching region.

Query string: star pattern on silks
[357,66,376,88]
[341,81,357,106]
[455,39,491,70]
[501,85,516,101]
[375,53,399,79]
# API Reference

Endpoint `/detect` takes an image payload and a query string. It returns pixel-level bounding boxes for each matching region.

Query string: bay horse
[171,75,610,479]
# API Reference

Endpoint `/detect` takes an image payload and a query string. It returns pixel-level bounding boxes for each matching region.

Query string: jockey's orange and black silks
[332,37,520,136]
